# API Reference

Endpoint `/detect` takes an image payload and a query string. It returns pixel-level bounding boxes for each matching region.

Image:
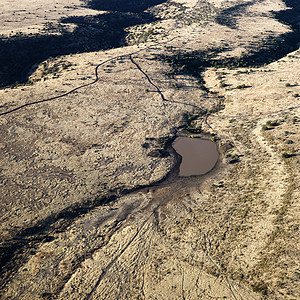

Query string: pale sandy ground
[0,0,299,299]
[0,0,99,36]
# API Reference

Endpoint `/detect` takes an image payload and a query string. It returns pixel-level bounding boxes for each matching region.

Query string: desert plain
[0,0,299,299]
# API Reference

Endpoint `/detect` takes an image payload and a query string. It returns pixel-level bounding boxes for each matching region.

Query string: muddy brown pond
[173,137,219,177]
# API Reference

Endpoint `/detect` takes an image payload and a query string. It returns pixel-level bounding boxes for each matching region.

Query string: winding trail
[129,54,205,111]
[0,38,176,117]
[0,0,210,118]
[129,55,168,103]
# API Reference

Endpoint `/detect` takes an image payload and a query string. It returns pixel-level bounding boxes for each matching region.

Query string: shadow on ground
[216,0,257,29]
[85,0,166,13]
[0,0,167,88]
[161,0,300,82]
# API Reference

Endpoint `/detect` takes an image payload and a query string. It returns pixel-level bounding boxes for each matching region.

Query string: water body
[173,137,219,177]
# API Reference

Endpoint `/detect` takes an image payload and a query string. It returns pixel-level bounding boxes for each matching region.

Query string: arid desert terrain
[0,0,299,299]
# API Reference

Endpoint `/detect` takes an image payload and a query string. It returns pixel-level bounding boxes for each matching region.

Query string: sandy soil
[0,0,99,36]
[0,0,299,299]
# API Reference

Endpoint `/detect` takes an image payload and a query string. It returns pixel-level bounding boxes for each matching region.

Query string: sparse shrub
[282,152,291,158]
[211,136,220,142]
[266,120,278,127]
[141,143,150,149]
[251,282,268,296]
[185,124,202,133]
[147,149,170,158]
[156,136,174,149]
[228,153,240,164]
[172,83,180,90]
[236,84,247,89]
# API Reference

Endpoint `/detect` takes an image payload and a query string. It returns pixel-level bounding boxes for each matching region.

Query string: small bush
[228,154,240,164]
[266,120,279,127]
[236,84,247,89]
[172,83,180,90]
[156,136,174,149]
[141,143,150,149]
[282,152,291,158]
[252,282,268,295]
